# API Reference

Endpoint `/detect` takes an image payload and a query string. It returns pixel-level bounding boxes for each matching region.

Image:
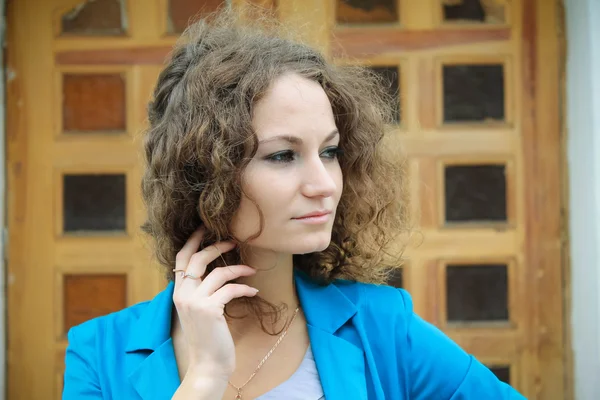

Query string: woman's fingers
[175,227,205,268]
[174,230,237,289]
[180,241,238,285]
[174,229,205,288]
[188,242,237,277]
[211,283,259,305]
[197,265,257,297]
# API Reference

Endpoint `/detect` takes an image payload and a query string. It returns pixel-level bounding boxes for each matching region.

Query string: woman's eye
[321,146,343,160]
[265,147,342,163]
[266,150,296,163]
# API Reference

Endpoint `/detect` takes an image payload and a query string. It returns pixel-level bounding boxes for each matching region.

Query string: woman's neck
[227,249,299,337]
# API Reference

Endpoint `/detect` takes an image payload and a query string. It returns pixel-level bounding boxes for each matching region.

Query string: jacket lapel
[128,339,181,400]
[125,282,181,400]
[295,271,368,400]
[308,327,368,400]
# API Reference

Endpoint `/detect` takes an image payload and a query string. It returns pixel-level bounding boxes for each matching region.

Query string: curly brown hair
[141,9,410,291]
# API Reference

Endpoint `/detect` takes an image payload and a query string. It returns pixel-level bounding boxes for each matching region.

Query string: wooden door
[6,0,566,399]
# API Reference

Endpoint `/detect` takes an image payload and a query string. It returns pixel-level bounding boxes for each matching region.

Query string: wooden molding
[54,27,511,66]
[520,0,567,398]
[55,46,174,65]
[332,27,511,58]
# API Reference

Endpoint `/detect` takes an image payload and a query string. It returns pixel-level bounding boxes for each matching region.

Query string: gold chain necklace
[228,307,300,400]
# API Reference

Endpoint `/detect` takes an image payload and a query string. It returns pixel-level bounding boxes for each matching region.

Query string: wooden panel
[430,257,518,329]
[489,365,511,384]
[520,0,566,397]
[435,55,513,128]
[331,27,510,58]
[444,164,507,223]
[52,140,139,166]
[401,130,515,156]
[62,174,127,233]
[442,64,505,123]
[56,46,174,65]
[56,371,63,400]
[55,344,67,399]
[61,0,126,36]
[168,0,225,33]
[404,231,517,261]
[439,157,516,228]
[442,0,506,24]
[54,166,135,239]
[54,265,134,344]
[62,73,126,133]
[418,57,437,130]
[336,0,398,24]
[447,330,522,356]
[63,274,127,335]
[446,263,509,322]
[6,0,36,397]
[417,158,439,228]
[55,239,135,267]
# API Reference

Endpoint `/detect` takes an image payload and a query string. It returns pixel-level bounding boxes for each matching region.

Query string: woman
[63,10,526,400]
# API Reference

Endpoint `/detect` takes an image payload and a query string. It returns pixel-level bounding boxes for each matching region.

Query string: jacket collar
[125,269,367,400]
[293,270,358,333]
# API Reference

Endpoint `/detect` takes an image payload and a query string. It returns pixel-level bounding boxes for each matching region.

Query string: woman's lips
[293,211,331,224]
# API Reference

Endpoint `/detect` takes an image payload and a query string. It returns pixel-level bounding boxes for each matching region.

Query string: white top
[255,345,325,399]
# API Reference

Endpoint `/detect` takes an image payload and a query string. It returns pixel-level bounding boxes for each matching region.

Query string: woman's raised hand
[172,227,258,382]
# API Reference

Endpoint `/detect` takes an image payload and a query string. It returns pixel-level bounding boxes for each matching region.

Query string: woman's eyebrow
[258,129,339,145]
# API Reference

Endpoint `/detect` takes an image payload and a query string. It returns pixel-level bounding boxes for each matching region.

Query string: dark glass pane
[489,365,511,384]
[63,74,126,133]
[63,174,126,233]
[61,0,126,36]
[337,0,398,24]
[444,164,506,222]
[443,0,505,24]
[446,264,508,322]
[370,66,401,123]
[168,0,225,33]
[443,64,504,123]
[63,274,127,335]
[387,268,403,288]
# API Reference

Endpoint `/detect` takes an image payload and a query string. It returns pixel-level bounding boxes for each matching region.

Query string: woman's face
[230,73,343,255]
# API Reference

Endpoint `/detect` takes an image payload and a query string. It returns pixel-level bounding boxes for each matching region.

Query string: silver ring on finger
[172,268,185,278]
[183,272,200,280]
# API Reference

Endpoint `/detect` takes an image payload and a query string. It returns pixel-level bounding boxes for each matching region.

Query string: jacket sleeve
[63,323,103,399]
[397,288,527,400]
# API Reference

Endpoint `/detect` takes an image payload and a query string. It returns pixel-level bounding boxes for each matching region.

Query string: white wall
[565,0,600,398]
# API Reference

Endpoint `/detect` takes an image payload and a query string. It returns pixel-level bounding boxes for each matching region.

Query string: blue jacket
[63,271,526,399]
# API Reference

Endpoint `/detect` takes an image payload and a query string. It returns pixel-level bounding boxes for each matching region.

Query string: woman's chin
[291,237,332,254]
[248,232,333,255]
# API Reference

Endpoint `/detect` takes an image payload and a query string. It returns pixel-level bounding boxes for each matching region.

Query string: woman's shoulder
[329,280,526,399]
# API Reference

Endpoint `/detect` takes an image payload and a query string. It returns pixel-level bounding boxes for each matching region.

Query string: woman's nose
[300,157,338,198]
